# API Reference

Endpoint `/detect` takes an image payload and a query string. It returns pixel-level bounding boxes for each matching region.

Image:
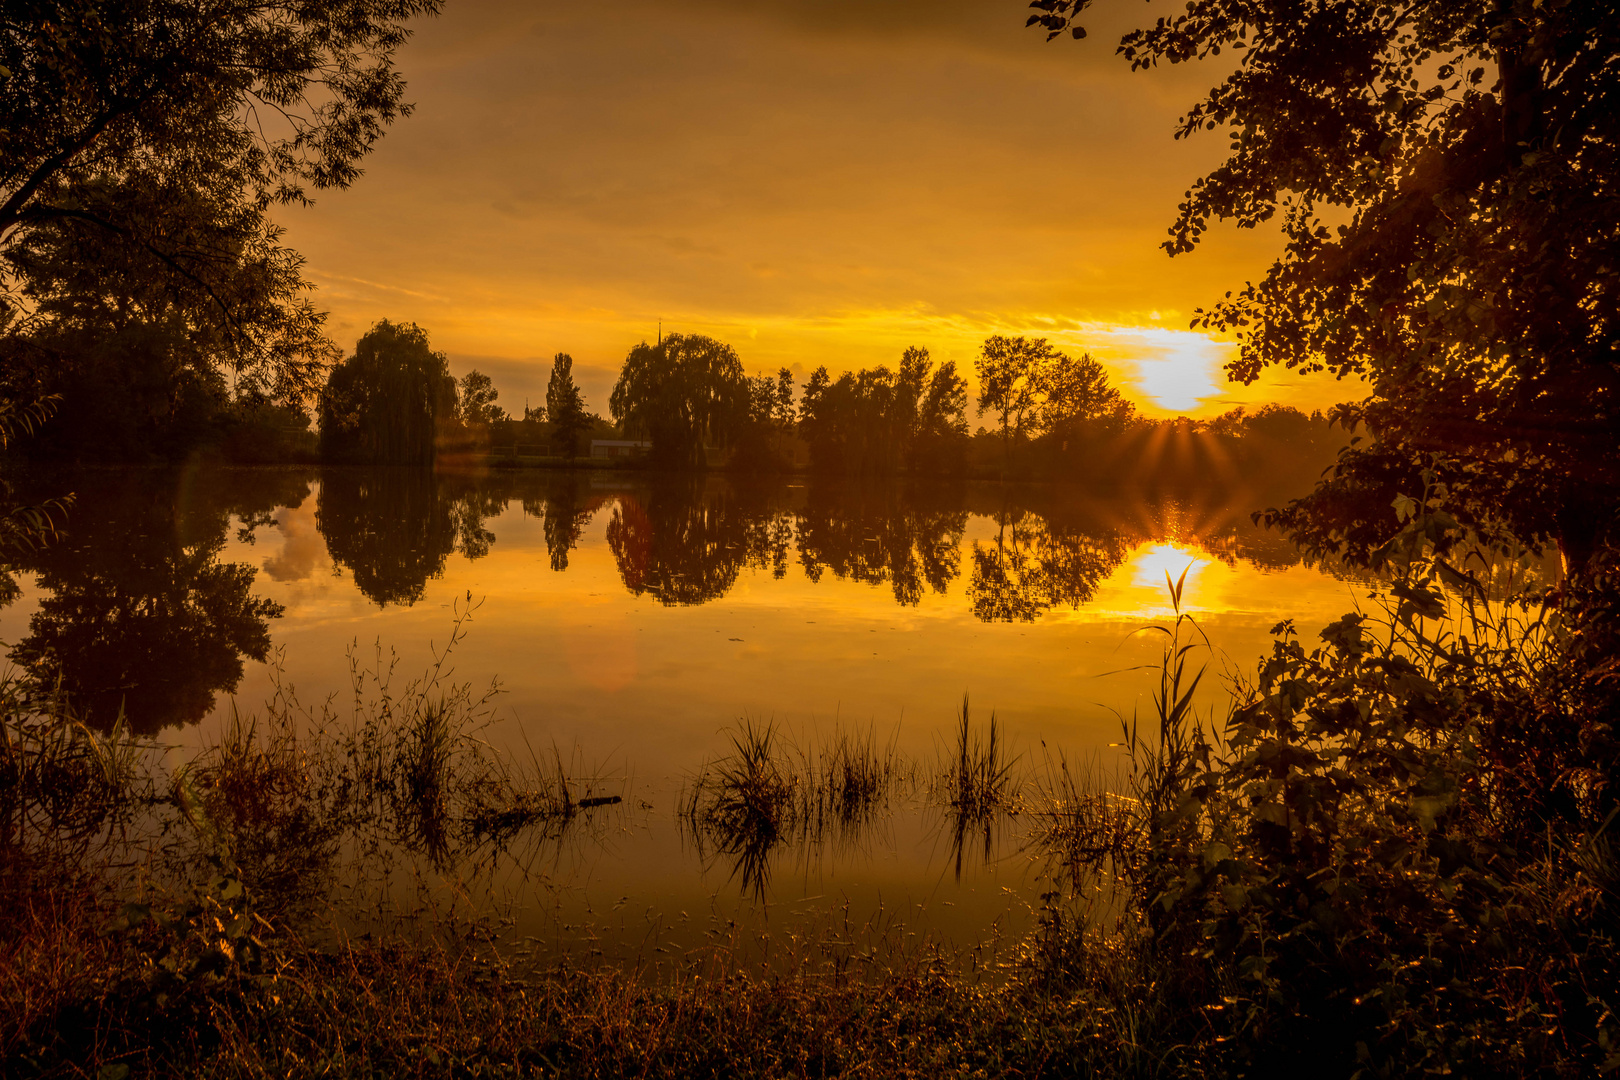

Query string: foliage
[609,333,748,469]
[456,370,508,426]
[544,353,592,459]
[975,335,1056,461]
[798,346,969,475]
[1,0,438,420]
[1028,0,1620,570]
[1047,495,1620,1077]
[319,320,457,465]
[975,336,1132,474]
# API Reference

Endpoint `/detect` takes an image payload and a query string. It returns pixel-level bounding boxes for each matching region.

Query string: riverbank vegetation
[4,518,1616,1075]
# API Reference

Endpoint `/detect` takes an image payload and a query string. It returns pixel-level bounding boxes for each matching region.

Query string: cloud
[280,0,1339,417]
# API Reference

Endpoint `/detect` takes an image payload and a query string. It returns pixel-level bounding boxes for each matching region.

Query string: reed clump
[682,719,905,895]
[930,696,1017,877]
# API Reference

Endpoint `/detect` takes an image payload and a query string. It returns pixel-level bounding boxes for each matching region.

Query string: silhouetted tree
[797,347,966,475]
[457,370,507,425]
[1031,0,1620,571]
[545,352,592,460]
[976,336,1057,472]
[1,0,438,412]
[1034,350,1129,442]
[910,358,971,474]
[319,321,456,464]
[609,334,748,469]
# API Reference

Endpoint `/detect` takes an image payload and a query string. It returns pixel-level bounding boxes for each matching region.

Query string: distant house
[590,438,652,459]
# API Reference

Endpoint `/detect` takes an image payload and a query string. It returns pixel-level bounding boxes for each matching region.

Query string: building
[589,439,652,460]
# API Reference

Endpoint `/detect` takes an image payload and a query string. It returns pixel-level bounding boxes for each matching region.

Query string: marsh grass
[1022,748,1139,896]
[932,696,1018,878]
[682,719,907,897]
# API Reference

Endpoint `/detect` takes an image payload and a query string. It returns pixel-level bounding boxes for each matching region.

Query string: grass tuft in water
[683,719,905,897]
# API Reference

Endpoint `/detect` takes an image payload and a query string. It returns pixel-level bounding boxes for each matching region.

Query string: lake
[1,464,1371,971]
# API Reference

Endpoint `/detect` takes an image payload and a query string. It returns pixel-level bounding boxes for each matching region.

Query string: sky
[277,0,1362,420]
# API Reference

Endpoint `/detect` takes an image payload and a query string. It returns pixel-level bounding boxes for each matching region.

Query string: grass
[681,719,907,898]
[933,696,1018,879]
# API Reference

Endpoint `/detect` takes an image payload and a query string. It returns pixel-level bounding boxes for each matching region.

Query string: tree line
[309,318,1339,482]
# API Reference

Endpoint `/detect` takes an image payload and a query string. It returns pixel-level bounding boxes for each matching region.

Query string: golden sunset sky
[278,0,1362,420]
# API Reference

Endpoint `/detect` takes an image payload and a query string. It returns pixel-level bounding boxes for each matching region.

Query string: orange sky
[276,0,1363,420]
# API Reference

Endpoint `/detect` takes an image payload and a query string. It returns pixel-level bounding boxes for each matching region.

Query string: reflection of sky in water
[0,470,1373,962]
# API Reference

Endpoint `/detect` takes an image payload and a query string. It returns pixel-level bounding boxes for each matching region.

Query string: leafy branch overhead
[1030,0,1620,571]
[0,0,441,409]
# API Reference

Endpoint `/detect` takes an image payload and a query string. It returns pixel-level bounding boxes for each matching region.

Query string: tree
[796,348,968,475]
[1028,0,1620,571]
[1034,350,1127,441]
[772,368,796,428]
[608,333,748,469]
[319,321,456,465]
[457,370,507,426]
[912,359,971,474]
[545,352,591,460]
[1,0,439,411]
[976,335,1057,471]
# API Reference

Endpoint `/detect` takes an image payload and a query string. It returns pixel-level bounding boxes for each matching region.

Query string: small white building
[589,439,652,459]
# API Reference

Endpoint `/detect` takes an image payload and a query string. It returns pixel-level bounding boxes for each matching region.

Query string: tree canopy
[457,370,507,426]
[0,0,439,412]
[1028,0,1620,569]
[545,352,592,459]
[798,347,970,475]
[609,333,748,469]
[319,321,455,465]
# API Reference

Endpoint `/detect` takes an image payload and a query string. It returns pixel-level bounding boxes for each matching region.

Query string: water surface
[1,465,1370,966]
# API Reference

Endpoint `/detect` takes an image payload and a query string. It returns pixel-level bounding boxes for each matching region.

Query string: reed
[682,719,906,896]
[931,696,1017,878]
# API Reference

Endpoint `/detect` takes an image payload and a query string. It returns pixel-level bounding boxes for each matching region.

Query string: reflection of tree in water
[795,489,966,605]
[4,470,300,734]
[522,474,598,572]
[967,509,1131,623]
[606,480,783,605]
[318,468,494,606]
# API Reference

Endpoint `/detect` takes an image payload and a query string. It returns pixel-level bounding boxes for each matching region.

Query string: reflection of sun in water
[1130,542,1208,597]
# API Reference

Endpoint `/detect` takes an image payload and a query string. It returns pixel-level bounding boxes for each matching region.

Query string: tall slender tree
[545,352,591,460]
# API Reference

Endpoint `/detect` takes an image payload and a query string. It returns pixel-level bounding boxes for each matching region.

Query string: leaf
[1410,793,1454,832]
[1201,841,1233,870]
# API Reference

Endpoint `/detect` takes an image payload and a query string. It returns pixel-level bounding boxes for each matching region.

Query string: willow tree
[319,321,456,465]
[1029,0,1620,570]
[609,333,748,469]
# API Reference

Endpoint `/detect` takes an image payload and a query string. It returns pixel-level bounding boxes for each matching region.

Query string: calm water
[2,465,1370,967]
